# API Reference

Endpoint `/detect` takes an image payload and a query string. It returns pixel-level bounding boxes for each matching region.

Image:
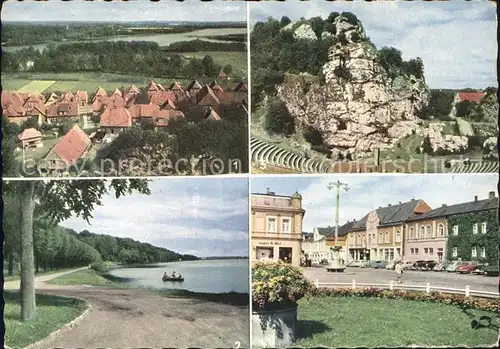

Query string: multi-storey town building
[251,189,305,267]
[405,192,498,264]
[349,200,432,261]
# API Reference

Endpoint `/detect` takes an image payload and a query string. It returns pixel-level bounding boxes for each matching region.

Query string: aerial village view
[251,175,499,348]
[1,0,249,177]
[3,177,250,348]
[249,1,498,174]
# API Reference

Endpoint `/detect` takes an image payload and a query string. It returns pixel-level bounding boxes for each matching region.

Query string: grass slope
[46,269,125,287]
[295,296,499,347]
[4,291,88,349]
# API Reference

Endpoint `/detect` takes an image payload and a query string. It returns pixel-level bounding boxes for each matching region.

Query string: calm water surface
[2,28,247,52]
[109,259,249,294]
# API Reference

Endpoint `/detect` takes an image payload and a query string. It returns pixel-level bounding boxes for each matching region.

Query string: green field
[4,291,88,349]
[1,78,33,91]
[17,80,56,93]
[295,296,499,347]
[3,68,247,95]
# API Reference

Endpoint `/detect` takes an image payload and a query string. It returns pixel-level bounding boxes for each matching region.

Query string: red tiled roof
[1,91,25,109]
[18,128,42,141]
[46,102,79,117]
[209,80,224,92]
[457,92,485,103]
[234,82,248,92]
[133,104,160,118]
[154,109,185,127]
[52,125,91,165]
[195,85,220,106]
[186,80,202,92]
[60,92,75,103]
[149,90,176,106]
[204,107,221,121]
[161,98,177,110]
[112,88,123,97]
[93,87,108,101]
[75,90,89,102]
[217,91,247,105]
[147,81,165,92]
[169,81,184,91]
[100,106,132,128]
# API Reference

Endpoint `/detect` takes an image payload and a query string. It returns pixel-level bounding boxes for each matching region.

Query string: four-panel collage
[1,1,498,349]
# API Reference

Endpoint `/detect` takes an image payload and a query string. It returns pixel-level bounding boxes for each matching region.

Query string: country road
[4,268,249,348]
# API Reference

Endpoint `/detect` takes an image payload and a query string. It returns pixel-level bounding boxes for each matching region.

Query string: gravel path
[4,268,249,348]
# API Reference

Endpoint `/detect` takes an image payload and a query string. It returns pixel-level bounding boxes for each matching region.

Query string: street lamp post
[326,180,349,272]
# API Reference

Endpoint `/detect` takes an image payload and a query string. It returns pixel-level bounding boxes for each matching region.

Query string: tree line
[2,195,197,276]
[1,22,246,46]
[1,41,239,79]
[74,230,198,264]
[164,39,246,52]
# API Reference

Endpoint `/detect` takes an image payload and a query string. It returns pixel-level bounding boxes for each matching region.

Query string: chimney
[474,195,478,202]
[266,187,270,194]
[488,191,496,199]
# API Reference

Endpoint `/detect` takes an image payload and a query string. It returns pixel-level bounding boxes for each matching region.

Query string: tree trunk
[19,181,37,322]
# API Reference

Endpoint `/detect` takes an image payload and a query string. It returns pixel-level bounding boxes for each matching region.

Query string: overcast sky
[250,0,497,89]
[1,0,247,22]
[61,178,249,258]
[251,175,498,233]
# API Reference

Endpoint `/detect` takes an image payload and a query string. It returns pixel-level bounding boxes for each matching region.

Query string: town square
[251,174,499,348]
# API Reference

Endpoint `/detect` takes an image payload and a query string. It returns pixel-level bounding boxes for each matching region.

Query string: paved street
[304,266,499,294]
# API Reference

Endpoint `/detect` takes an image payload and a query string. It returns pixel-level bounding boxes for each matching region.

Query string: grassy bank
[4,291,88,349]
[295,296,499,347]
[3,267,83,282]
[46,268,132,287]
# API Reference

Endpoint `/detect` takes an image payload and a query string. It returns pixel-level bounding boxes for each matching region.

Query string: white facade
[302,228,328,264]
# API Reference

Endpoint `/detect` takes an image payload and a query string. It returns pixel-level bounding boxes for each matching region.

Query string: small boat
[162,276,184,282]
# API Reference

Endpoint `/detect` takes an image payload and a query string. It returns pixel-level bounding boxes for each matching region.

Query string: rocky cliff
[276,15,431,160]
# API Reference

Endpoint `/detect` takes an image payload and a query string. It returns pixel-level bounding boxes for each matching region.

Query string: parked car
[359,260,371,268]
[472,263,489,275]
[483,265,500,277]
[385,261,396,270]
[423,260,438,271]
[401,261,414,270]
[432,261,447,271]
[412,260,427,270]
[457,261,478,274]
[370,260,388,269]
[445,260,462,272]
[348,260,362,267]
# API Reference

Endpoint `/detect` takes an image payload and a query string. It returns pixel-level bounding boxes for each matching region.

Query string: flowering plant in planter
[252,261,312,310]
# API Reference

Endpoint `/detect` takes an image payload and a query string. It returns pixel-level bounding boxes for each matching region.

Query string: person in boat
[163,272,167,278]
[177,273,182,279]
[171,271,177,278]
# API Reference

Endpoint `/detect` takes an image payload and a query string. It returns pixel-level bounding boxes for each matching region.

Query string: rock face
[293,23,317,41]
[421,123,468,153]
[275,15,430,160]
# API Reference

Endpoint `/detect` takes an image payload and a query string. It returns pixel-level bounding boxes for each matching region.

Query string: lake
[109,258,249,294]
[1,28,247,52]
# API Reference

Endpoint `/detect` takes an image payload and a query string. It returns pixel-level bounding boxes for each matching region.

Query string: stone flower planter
[252,306,297,348]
